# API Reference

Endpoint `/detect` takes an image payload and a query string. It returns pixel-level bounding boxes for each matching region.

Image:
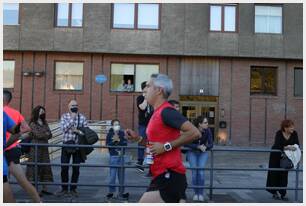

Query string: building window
[250,67,277,95]
[112,3,160,29]
[111,63,159,92]
[55,62,83,91]
[3,3,19,25]
[55,3,83,27]
[294,68,303,97]
[255,5,282,34]
[3,60,15,88]
[210,4,237,32]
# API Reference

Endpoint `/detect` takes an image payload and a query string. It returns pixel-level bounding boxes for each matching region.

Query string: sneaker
[121,192,129,199]
[56,189,68,197]
[40,190,54,196]
[193,194,199,201]
[272,193,280,200]
[70,189,79,197]
[136,165,145,173]
[198,194,204,202]
[106,193,113,199]
[281,195,289,201]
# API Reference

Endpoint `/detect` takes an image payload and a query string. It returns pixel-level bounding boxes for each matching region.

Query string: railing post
[119,146,125,197]
[34,144,38,191]
[294,164,299,202]
[209,149,214,201]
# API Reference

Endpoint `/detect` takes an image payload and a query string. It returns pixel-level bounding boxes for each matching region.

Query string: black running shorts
[146,169,187,203]
[5,147,22,164]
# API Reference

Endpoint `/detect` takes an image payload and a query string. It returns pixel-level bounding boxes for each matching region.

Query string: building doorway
[180,96,218,141]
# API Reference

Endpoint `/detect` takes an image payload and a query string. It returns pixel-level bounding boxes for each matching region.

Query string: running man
[125,74,201,203]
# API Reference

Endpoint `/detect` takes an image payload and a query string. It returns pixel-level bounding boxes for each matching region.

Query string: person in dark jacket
[106,119,129,200]
[185,115,213,202]
[266,119,300,201]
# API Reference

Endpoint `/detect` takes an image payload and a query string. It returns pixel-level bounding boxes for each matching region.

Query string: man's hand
[124,129,139,142]
[112,134,120,142]
[71,112,77,118]
[197,144,207,152]
[150,142,166,155]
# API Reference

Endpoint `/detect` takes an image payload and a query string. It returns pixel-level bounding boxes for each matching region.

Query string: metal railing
[11,143,303,202]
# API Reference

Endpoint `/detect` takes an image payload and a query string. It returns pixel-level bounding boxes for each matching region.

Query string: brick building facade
[3,3,303,146]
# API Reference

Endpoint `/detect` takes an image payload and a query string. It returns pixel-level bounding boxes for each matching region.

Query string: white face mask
[113,125,120,131]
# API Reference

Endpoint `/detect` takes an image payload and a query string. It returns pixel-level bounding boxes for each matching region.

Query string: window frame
[209,4,239,33]
[294,67,303,97]
[3,59,15,89]
[53,60,85,92]
[111,3,161,30]
[3,3,20,26]
[250,66,278,96]
[254,4,283,34]
[110,62,160,93]
[55,3,84,28]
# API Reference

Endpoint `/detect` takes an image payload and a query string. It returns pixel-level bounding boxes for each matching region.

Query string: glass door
[180,101,218,141]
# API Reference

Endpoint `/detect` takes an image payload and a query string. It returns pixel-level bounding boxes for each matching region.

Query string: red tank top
[146,101,186,178]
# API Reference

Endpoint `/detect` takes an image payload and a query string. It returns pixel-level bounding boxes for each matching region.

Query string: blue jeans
[187,151,209,195]
[109,155,125,193]
[137,125,147,163]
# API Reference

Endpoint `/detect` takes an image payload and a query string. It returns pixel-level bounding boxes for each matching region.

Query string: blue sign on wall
[95,74,107,84]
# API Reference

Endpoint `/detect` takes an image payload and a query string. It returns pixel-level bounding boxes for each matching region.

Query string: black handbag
[280,152,294,169]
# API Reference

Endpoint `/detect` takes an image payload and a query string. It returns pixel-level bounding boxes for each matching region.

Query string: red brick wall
[4,51,303,146]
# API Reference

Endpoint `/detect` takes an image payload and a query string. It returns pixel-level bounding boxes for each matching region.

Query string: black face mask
[70,107,78,113]
[39,113,46,120]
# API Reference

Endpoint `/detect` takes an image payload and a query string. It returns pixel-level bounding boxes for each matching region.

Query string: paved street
[10,145,303,203]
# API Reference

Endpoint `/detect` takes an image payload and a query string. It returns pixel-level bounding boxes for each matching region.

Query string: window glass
[255,6,282,33]
[294,68,303,97]
[138,4,159,29]
[111,64,135,92]
[251,67,277,95]
[57,3,69,26]
[3,3,19,25]
[210,6,222,31]
[135,65,159,91]
[113,3,135,28]
[224,6,236,31]
[3,61,15,88]
[55,62,83,90]
[71,3,83,27]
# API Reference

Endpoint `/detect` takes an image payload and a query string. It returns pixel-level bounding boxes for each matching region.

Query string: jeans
[109,155,125,194]
[137,125,147,164]
[60,148,82,191]
[187,151,209,195]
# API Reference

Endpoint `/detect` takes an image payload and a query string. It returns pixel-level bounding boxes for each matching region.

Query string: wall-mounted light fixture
[199,88,204,95]
[22,71,32,76]
[34,71,44,77]
[220,108,225,118]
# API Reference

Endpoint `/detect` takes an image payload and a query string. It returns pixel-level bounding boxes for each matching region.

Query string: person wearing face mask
[26,106,54,196]
[105,119,129,201]
[57,100,88,197]
[185,116,213,202]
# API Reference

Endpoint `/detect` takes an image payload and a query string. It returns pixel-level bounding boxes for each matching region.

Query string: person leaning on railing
[266,119,300,201]
[26,105,54,196]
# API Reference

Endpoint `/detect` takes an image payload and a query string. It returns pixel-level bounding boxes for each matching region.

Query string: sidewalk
[10,145,303,203]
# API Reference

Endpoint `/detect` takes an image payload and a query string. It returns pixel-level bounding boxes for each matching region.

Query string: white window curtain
[135,65,159,91]
[3,61,15,88]
[55,62,83,90]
